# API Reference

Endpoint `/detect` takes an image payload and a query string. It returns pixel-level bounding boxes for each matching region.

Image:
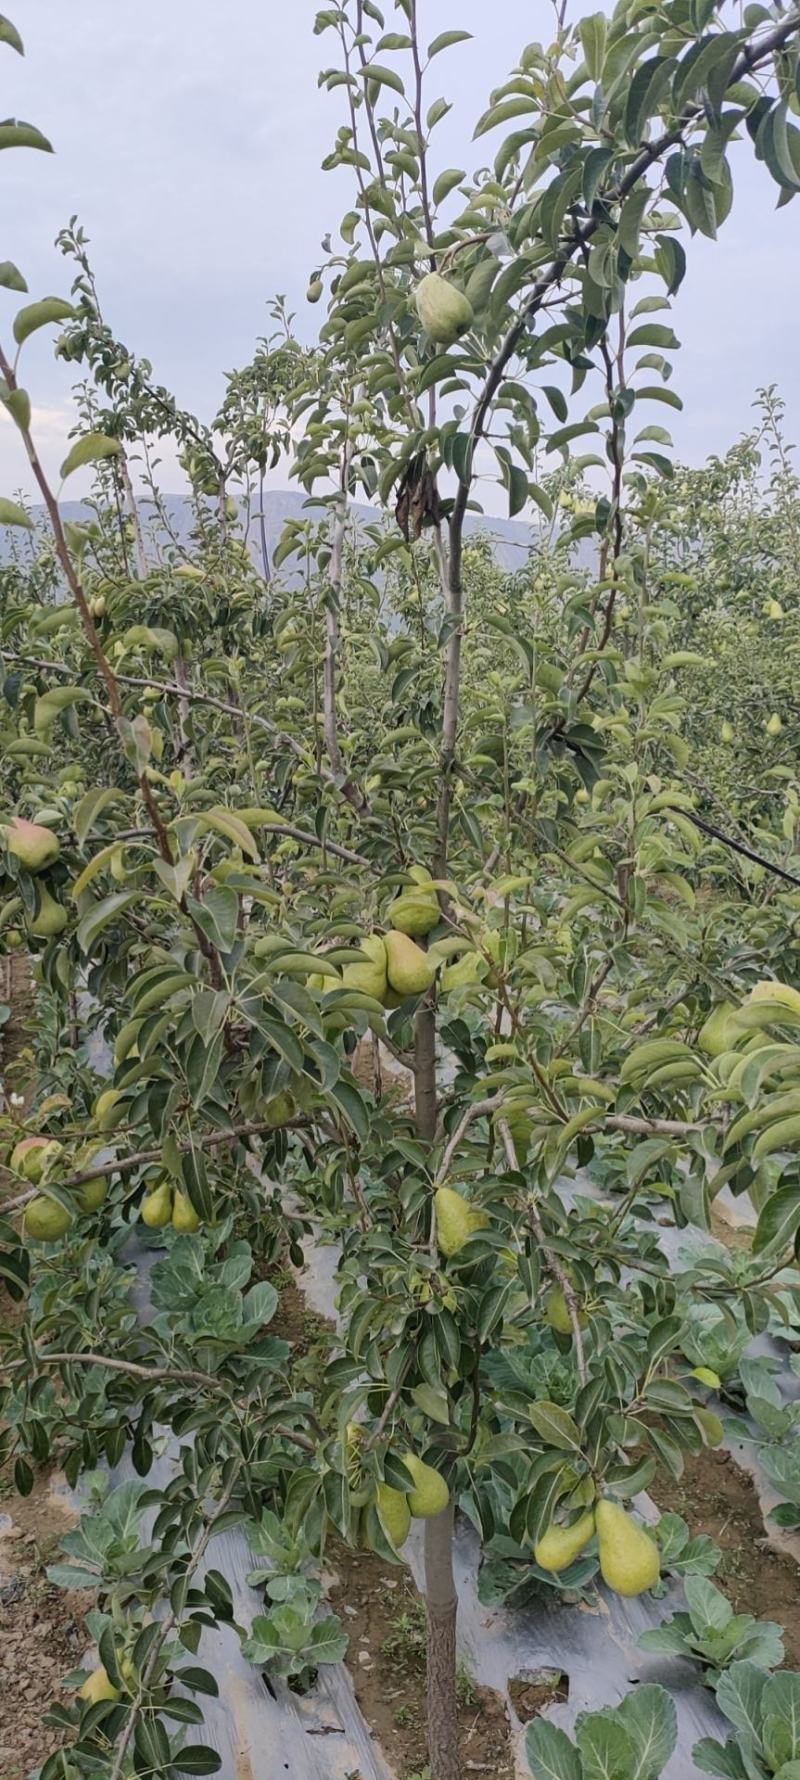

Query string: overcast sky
[1,0,797,506]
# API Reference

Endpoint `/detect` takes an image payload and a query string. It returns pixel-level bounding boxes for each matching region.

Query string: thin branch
[433,1095,503,1188]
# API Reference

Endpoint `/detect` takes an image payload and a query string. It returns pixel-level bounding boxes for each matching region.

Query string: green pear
[595,1499,660,1596]
[414,272,474,344]
[766,713,783,737]
[78,1176,109,1213]
[264,1090,296,1128]
[387,892,439,937]
[10,1135,62,1182]
[545,1283,588,1336]
[3,815,60,873]
[402,1453,450,1518]
[23,1194,73,1242]
[534,1508,596,1572]
[140,1180,173,1228]
[79,1665,120,1704]
[434,1186,488,1258]
[28,884,67,938]
[93,1088,125,1131]
[172,1188,202,1232]
[748,980,800,1018]
[384,930,436,997]
[720,720,734,744]
[376,1482,411,1548]
[342,933,388,1000]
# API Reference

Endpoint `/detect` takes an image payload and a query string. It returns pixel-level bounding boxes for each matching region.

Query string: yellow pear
[384,930,436,997]
[342,934,388,1000]
[414,272,474,344]
[434,1186,488,1258]
[10,1135,62,1182]
[595,1499,660,1596]
[534,1508,596,1573]
[376,1482,411,1548]
[28,884,67,938]
[264,1090,296,1127]
[140,1180,173,1228]
[402,1453,450,1518]
[79,1665,120,1705]
[3,816,60,873]
[23,1194,73,1242]
[172,1188,201,1232]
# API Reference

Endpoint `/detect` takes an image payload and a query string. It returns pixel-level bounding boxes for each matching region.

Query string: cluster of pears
[1,816,68,940]
[534,1497,660,1598]
[140,1176,202,1233]
[13,1135,109,1242]
[375,1454,451,1549]
[318,868,441,1006]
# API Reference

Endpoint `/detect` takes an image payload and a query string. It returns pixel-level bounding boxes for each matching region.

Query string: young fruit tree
[1,4,800,1780]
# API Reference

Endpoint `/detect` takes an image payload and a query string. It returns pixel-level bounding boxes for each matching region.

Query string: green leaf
[429,30,472,56]
[525,1721,582,1780]
[0,496,31,528]
[0,259,26,291]
[361,62,405,95]
[0,119,52,152]
[330,1079,369,1142]
[73,786,124,847]
[626,323,680,350]
[576,1712,636,1780]
[527,1400,582,1451]
[616,1683,678,1780]
[432,167,465,205]
[60,431,122,480]
[753,1185,800,1257]
[169,1750,222,1775]
[474,95,537,138]
[579,13,607,82]
[76,890,136,953]
[13,296,75,345]
[0,18,25,54]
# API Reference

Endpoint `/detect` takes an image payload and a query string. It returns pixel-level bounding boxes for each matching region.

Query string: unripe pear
[3,816,60,873]
[720,720,734,744]
[264,1090,296,1128]
[28,884,67,938]
[545,1284,588,1336]
[5,927,22,948]
[23,1194,73,1242]
[434,1186,488,1258]
[79,1665,120,1704]
[387,892,439,938]
[595,1499,660,1596]
[414,272,474,345]
[748,979,800,1017]
[384,930,436,998]
[140,1180,173,1228]
[766,713,783,736]
[94,1089,125,1131]
[78,1176,110,1213]
[342,933,388,1000]
[11,1135,62,1182]
[441,951,483,992]
[376,1482,411,1548]
[697,1001,748,1058]
[534,1508,596,1572]
[402,1453,450,1518]
[172,1188,201,1232]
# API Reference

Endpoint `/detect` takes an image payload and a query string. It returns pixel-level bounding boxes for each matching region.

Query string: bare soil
[0,1463,93,1780]
[328,1541,514,1779]
[654,1444,800,1666]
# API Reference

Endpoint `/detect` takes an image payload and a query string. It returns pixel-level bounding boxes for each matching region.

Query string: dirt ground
[329,1541,514,1780]
[654,1444,800,1667]
[0,1455,93,1780]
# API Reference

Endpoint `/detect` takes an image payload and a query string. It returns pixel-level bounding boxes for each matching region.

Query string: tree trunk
[424,1505,460,1780]
[414,999,459,1780]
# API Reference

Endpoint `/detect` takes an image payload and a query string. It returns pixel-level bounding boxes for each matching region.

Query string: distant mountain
[0,489,596,578]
